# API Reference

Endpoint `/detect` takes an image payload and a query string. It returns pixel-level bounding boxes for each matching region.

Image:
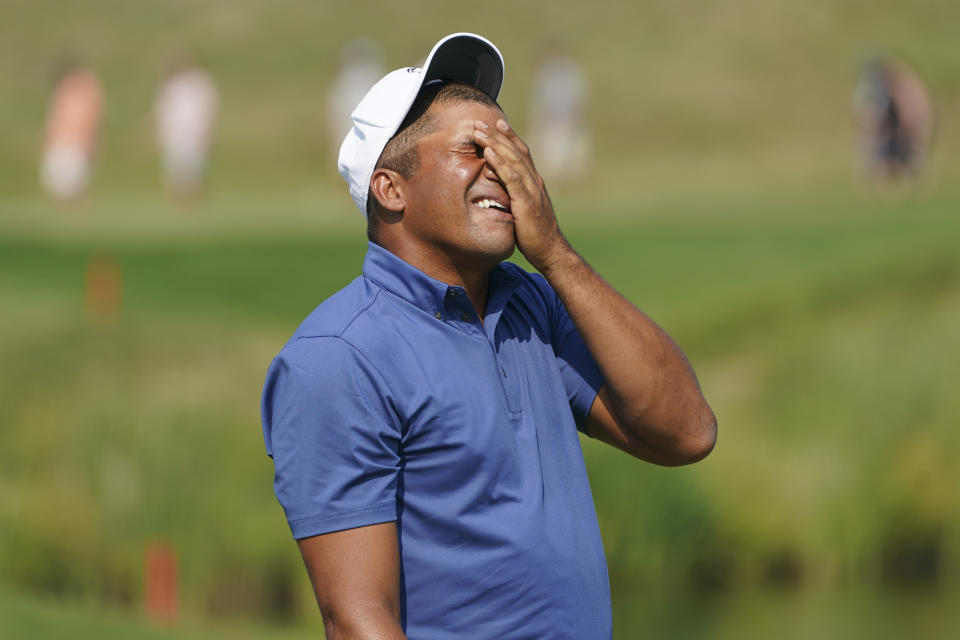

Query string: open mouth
[473,198,512,213]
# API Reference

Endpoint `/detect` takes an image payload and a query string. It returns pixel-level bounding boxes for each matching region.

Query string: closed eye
[456,139,484,158]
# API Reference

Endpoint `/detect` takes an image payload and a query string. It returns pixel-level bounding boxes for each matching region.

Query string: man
[262,33,716,639]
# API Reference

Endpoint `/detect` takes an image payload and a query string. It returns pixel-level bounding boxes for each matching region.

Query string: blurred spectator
[528,46,590,182]
[327,37,384,157]
[155,61,218,198]
[853,58,934,182]
[40,63,103,203]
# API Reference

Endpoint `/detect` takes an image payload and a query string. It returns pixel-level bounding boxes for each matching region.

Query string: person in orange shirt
[41,64,103,203]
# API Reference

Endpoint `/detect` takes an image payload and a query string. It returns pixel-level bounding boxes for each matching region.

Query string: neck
[458,269,492,320]
[378,238,498,319]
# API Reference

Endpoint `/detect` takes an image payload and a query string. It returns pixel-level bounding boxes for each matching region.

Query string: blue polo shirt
[262,242,612,639]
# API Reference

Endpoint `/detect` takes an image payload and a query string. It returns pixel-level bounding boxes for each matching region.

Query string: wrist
[535,238,580,280]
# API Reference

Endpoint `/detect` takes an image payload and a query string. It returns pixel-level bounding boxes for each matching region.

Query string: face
[397,100,515,273]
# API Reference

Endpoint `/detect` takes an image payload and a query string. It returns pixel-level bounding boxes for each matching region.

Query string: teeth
[476,199,506,211]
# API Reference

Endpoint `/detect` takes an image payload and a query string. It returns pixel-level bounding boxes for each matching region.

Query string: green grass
[2,0,959,633]
[6,584,960,640]
[1,190,957,629]
[0,587,324,639]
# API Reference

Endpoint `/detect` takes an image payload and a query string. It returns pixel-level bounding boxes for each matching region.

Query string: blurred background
[2,0,958,637]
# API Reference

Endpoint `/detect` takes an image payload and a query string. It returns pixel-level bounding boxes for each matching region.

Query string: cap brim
[422,33,504,100]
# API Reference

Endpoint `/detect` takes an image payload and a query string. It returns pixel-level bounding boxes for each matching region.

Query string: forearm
[540,242,716,462]
[471,116,714,461]
[320,605,407,640]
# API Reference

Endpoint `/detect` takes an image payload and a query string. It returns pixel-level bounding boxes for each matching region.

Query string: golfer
[261,33,716,639]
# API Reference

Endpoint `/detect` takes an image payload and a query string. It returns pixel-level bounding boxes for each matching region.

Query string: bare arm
[297,522,407,640]
[474,118,716,465]
[542,253,716,465]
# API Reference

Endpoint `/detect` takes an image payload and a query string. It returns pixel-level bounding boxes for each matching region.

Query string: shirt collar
[362,241,521,319]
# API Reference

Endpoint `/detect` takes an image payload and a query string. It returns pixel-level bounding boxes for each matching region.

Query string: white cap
[337,33,505,216]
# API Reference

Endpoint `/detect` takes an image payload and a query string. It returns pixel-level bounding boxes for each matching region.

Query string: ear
[369,169,406,214]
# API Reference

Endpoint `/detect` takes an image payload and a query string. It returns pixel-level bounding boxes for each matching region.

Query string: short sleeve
[261,337,402,539]
[529,275,604,433]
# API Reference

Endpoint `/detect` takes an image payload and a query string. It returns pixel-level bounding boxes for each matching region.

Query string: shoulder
[264,313,395,424]
[262,276,374,382]
[272,271,425,381]
[290,275,381,342]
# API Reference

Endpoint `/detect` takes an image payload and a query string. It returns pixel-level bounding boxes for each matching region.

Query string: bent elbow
[687,408,718,463]
[666,408,717,466]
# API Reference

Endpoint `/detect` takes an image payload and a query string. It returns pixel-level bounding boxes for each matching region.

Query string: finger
[474,124,541,189]
[482,145,525,187]
[473,124,524,166]
[475,118,526,158]
[473,128,522,180]
[480,121,543,190]
[494,119,532,160]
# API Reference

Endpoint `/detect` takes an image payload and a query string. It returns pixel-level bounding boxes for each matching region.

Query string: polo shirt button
[448,289,459,297]
[434,311,442,320]
[460,312,471,322]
